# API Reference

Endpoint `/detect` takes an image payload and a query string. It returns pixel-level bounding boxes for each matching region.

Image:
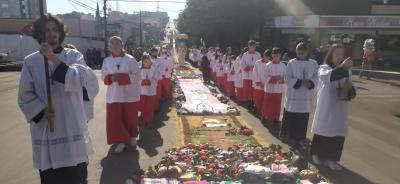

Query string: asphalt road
[0,70,399,184]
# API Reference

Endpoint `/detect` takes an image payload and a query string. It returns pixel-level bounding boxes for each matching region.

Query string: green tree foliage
[177,0,271,49]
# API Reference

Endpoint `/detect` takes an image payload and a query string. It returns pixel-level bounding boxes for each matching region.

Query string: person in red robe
[101,36,141,153]
[261,48,286,130]
[139,55,159,128]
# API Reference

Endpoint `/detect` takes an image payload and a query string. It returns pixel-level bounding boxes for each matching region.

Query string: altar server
[102,36,141,153]
[139,55,160,127]
[252,49,270,114]
[222,47,234,91]
[160,48,173,101]
[18,14,99,184]
[281,42,318,149]
[310,44,356,171]
[241,40,261,108]
[234,48,248,102]
[261,48,286,129]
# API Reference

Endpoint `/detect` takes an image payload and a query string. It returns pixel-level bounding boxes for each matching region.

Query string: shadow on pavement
[317,165,374,184]
[99,146,140,184]
[137,100,172,157]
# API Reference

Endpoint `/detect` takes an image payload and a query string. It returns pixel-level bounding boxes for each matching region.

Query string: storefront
[266,15,400,65]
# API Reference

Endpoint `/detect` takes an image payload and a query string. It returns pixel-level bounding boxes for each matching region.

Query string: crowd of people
[196,40,357,171]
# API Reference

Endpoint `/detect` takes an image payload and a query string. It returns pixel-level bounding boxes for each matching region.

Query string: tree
[177,0,271,49]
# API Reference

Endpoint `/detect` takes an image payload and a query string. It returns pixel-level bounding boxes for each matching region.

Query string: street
[0,70,399,184]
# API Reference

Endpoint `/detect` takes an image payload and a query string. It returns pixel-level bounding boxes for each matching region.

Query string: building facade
[0,0,46,18]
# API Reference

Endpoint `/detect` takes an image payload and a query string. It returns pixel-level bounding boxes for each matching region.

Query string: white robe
[152,57,164,81]
[222,54,232,75]
[241,51,261,80]
[159,56,173,78]
[215,61,224,77]
[311,65,354,137]
[18,48,99,170]
[233,56,243,88]
[226,60,235,82]
[140,66,160,96]
[252,59,268,90]
[264,62,286,94]
[101,54,141,103]
[284,58,319,113]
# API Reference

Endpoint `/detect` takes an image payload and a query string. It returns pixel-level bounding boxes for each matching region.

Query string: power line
[108,0,186,3]
[69,0,104,14]
[67,0,80,11]
[69,0,97,12]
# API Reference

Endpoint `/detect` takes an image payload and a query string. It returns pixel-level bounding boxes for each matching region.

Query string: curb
[352,69,400,80]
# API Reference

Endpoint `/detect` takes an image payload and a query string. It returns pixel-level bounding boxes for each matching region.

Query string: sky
[47,0,187,20]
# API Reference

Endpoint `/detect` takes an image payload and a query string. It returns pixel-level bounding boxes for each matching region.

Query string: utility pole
[103,0,108,55]
[139,10,143,47]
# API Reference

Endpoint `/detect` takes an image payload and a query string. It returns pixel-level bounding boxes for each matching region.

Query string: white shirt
[234,56,244,88]
[159,56,173,78]
[101,54,141,103]
[311,65,354,137]
[252,59,268,90]
[226,58,235,82]
[215,61,225,77]
[284,58,319,113]
[18,48,99,170]
[264,62,286,94]
[222,54,233,75]
[152,57,164,81]
[241,51,261,80]
[140,65,160,96]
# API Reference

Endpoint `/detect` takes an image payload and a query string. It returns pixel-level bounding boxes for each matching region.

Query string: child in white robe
[310,44,356,170]
[241,40,261,108]
[139,55,160,127]
[160,49,173,101]
[262,48,286,129]
[234,47,248,102]
[252,49,270,115]
[222,47,233,92]
[281,42,319,149]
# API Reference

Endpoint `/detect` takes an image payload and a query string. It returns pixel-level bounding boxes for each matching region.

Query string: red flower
[200,155,208,161]
[208,163,216,169]
[276,155,284,161]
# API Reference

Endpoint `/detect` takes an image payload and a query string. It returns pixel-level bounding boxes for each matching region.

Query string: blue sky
[47,0,187,19]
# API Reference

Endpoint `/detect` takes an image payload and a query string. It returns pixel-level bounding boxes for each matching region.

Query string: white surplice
[18,48,99,170]
[101,54,141,103]
[311,64,354,137]
[241,51,261,80]
[284,58,319,113]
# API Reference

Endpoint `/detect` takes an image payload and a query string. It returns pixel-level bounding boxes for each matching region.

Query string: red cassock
[161,77,171,100]
[261,76,284,121]
[243,79,253,100]
[104,73,139,144]
[252,82,264,111]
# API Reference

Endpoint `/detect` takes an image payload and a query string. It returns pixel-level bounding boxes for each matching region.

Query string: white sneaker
[114,143,126,153]
[312,155,322,165]
[324,160,342,171]
[130,137,137,147]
